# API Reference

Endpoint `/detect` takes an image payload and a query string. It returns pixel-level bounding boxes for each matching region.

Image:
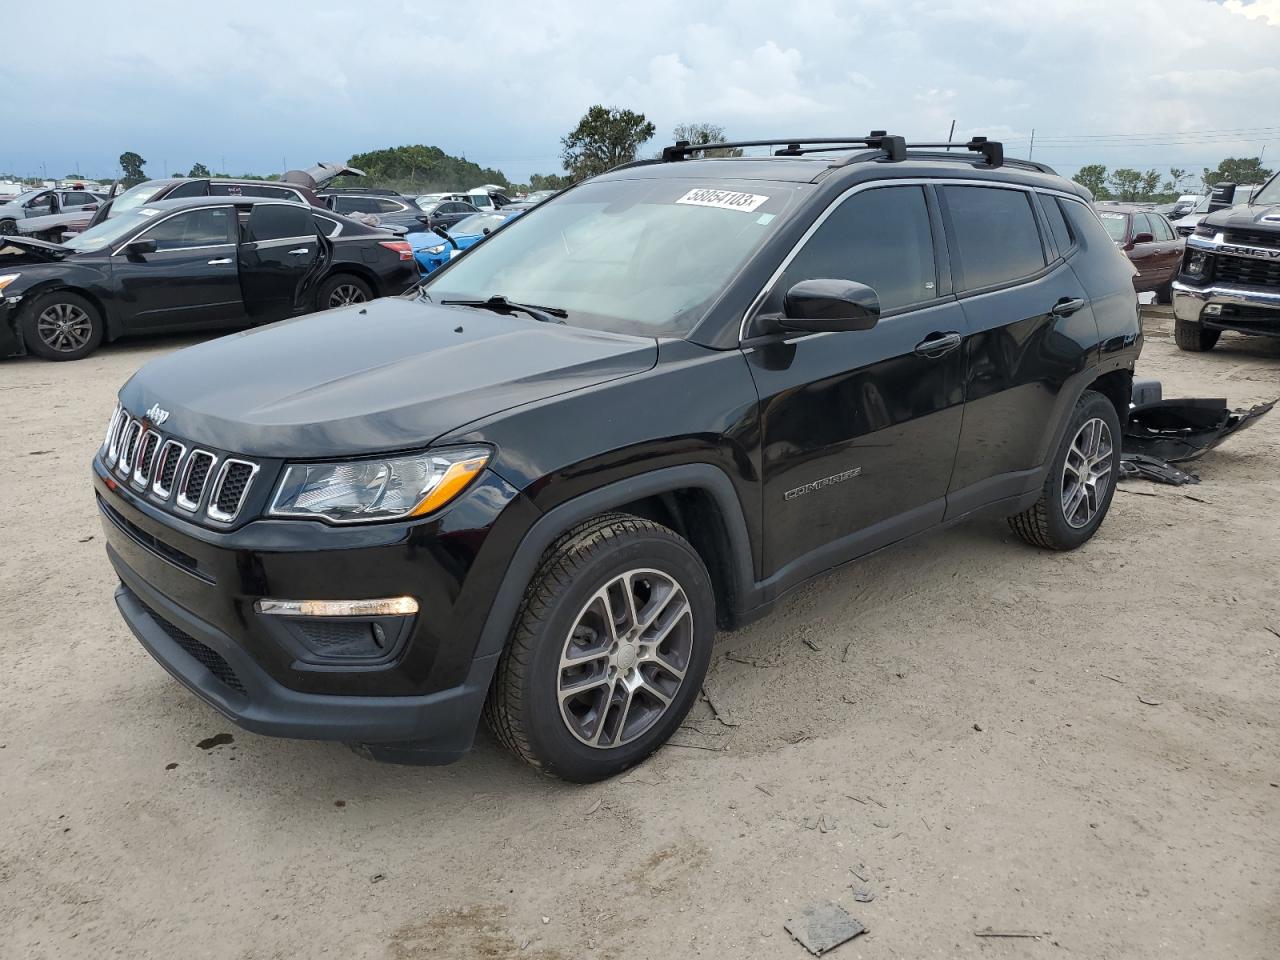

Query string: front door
[237,202,320,320]
[112,205,243,330]
[744,184,966,581]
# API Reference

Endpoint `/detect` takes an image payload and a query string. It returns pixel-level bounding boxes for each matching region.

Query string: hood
[0,235,70,263]
[280,161,367,191]
[119,297,658,458]
[1201,203,1280,233]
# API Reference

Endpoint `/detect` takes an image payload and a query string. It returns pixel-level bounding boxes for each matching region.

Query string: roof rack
[317,186,404,196]
[659,131,1018,170]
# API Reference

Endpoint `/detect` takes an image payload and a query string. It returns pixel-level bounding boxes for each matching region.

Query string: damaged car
[1,196,416,361]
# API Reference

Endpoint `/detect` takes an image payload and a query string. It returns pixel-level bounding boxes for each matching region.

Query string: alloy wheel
[1061,417,1113,528]
[557,568,694,749]
[328,284,367,308]
[36,302,94,353]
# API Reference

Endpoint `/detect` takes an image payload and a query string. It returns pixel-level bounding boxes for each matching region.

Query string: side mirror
[1207,182,1236,213]
[482,227,492,235]
[124,238,158,257]
[778,279,880,333]
[1131,232,1154,245]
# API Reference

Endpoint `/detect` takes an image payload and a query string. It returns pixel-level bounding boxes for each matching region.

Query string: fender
[471,463,756,662]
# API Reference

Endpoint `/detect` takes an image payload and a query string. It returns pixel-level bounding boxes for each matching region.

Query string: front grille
[99,406,261,525]
[135,596,246,694]
[1224,229,1280,248]
[177,451,216,512]
[1214,254,1280,289]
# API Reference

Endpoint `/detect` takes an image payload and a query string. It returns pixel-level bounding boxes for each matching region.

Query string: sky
[5,0,1279,186]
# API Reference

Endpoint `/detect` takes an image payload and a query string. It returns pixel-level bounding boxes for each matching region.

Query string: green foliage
[119,151,146,187]
[528,171,573,192]
[1072,164,1110,199]
[188,162,211,178]
[347,145,510,194]
[1202,156,1273,191]
[671,122,743,158]
[561,105,656,180]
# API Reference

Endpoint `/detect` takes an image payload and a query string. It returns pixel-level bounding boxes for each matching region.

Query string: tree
[1202,157,1273,191]
[560,105,656,180]
[1107,168,1144,201]
[347,144,509,193]
[119,151,147,187]
[1073,164,1110,199]
[1140,169,1161,198]
[188,162,211,178]
[528,171,573,192]
[671,122,743,158]
[1162,167,1188,195]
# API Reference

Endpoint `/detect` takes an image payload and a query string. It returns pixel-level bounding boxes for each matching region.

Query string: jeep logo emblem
[145,403,170,426]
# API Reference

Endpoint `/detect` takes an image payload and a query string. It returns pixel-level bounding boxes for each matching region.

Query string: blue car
[409,209,525,274]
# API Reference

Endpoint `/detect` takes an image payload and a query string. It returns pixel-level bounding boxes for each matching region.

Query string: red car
[1095,205,1184,302]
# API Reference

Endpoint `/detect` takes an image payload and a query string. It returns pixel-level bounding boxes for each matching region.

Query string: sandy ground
[1,309,1278,960]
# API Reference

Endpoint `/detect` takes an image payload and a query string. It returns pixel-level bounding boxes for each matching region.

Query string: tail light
[379,241,413,261]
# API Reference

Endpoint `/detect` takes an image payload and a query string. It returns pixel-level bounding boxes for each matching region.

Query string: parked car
[93,133,1140,781]
[410,209,526,274]
[1095,205,1184,301]
[88,162,364,228]
[321,188,430,231]
[0,187,107,235]
[414,198,481,231]
[14,195,110,242]
[0,197,416,361]
[1172,173,1280,351]
[524,189,559,204]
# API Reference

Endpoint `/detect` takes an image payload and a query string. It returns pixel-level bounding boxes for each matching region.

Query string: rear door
[1150,214,1183,283]
[111,205,243,329]
[941,184,1098,514]
[1126,213,1163,292]
[746,183,966,576]
[237,202,319,320]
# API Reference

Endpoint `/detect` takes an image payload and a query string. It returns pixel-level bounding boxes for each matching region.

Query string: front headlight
[425,244,446,255]
[269,446,490,524]
[0,273,21,293]
[1183,250,1209,277]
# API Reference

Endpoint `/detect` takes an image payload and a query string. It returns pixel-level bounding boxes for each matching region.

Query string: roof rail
[659,132,1024,170]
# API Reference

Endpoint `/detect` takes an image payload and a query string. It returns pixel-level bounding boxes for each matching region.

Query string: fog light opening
[1203,304,1223,316]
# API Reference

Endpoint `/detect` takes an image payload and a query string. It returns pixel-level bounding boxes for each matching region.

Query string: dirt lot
[1,309,1277,960]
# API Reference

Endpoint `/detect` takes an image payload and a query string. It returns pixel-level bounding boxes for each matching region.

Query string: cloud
[4,0,1278,184]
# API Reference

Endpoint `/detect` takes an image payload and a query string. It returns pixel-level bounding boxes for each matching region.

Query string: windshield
[61,207,168,252]
[423,177,800,337]
[1098,212,1128,241]
[450,213,508,236]
[11,189,47,206]
[417,200,442,214]
[1252,173,1280,207]
[102,181,165,219]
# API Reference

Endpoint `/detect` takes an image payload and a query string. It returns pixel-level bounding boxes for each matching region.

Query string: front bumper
[95,456,539,760]
[1172,281,1280,336]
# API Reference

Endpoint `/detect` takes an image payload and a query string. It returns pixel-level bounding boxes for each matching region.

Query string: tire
[19,290,104,361]
[485,512,716,782]
[0,218,16,236]
[1174,317,1220,352]
[315,273,372,311]
[1154,281,1173,305]
[1008,390,1121,551]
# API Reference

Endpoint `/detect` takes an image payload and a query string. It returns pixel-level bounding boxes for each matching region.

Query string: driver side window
[764,186,937,316]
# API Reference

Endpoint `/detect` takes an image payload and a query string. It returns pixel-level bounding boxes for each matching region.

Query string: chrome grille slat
[151,440,186,500]
[106,411,131,467]
[207,459,260,523]
[117,420,143,476]
[132,431,161,488]
[176,450,217,513]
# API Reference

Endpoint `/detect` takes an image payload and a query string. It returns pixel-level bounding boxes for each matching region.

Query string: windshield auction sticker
[676,188,769,213]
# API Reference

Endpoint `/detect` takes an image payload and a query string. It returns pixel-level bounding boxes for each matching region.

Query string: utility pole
[1029,128,1035,159]
[945,119,956,150]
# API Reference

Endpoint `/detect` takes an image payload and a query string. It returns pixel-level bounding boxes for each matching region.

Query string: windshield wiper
[442,295,568,325]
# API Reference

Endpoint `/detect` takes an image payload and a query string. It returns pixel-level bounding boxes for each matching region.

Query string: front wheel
[0,218,16,236]
[19,291,104,361]
[485,513,716,782]
[315,274,372,311]
[1009,390,1121,551]
[1174,317,1220,352]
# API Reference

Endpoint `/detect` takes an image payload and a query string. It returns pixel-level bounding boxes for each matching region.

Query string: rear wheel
[1154,280,1173,305]
[20,291,103,361]
[1009,390,1121,551]
[1174,317,1220,352]
[315,274,372,311]
[485,513,716,782]
[0,218,16,235]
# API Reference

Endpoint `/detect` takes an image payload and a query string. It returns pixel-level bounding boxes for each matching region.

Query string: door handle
[288,247,310,256]
[1051,297,1086,317]
[207,258,232,265]
[913,331,962,358]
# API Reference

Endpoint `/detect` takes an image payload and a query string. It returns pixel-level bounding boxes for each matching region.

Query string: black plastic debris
[785,903,866,956]
[1120,397,1276,486]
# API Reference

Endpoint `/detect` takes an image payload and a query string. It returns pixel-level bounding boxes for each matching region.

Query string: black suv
[94,134,1141,782]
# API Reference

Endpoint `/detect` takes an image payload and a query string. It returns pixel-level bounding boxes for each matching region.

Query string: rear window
[1040,196,1074,254]
[1060,199,1121,252]
[940,186,1046,290]
[1098,213,1128,242]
